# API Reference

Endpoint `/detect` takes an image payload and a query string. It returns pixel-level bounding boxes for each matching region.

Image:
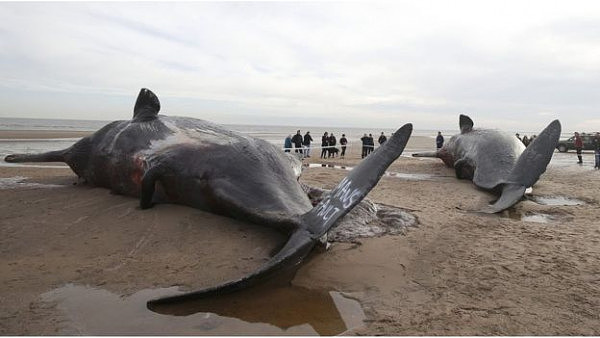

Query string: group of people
[319,132,347,159]
[284,130,391,159]
[284,130,315,157]
[515,133,538,147]
[358,132,387,158]
[574,131,600,169]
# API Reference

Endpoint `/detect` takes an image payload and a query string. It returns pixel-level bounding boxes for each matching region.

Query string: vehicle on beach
[556,133,597,152]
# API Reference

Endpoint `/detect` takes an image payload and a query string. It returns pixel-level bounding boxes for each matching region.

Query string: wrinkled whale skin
[65,116,312,230]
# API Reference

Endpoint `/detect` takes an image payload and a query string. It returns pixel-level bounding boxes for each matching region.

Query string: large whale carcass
[5,88,413,304]
[413,114,561,213]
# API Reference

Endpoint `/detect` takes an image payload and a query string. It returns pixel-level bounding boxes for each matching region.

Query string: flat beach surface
[1,130,599,335]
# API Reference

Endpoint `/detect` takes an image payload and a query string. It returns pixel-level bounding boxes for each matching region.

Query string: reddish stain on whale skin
[131,156,145,187]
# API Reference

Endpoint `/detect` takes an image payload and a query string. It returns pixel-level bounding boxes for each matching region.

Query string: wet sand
[1,130,600,335]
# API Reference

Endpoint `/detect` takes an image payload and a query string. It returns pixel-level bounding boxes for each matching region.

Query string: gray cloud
[0,1,599,132]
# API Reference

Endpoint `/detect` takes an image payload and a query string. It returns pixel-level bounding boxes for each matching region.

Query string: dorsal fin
[459,114,474,133]
[133,88,160,122]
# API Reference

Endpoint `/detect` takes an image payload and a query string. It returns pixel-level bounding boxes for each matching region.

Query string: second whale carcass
[413,114,561,213]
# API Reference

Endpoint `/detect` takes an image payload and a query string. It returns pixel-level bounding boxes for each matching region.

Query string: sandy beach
[1,130,599,335]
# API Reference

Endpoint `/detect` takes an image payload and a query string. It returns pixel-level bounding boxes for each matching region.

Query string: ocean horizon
[0,116,563,138]
[0,116,592,171]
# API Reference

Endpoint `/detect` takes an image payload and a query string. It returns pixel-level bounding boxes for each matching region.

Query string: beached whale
[4,88,413,304]
[413,114,561,213]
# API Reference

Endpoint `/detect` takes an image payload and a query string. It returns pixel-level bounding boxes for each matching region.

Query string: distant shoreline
[0,130,93,139]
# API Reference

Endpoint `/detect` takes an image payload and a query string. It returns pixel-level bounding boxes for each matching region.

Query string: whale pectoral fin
[140,167,162,209]
[133,88,161,122]
[146,123,413,305]
[479,184,526,214]
[459,114,474,133]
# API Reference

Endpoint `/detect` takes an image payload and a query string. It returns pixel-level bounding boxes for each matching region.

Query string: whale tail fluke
[481,119,561,213]
[146,123,413,306]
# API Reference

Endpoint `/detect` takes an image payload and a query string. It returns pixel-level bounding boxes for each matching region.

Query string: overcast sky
[1,1,599,132]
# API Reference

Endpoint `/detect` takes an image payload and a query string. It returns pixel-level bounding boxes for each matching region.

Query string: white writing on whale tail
[315,177,363,223]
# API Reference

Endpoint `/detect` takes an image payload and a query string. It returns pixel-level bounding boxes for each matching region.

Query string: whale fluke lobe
[507,119,561,188]
[146,123,413,305]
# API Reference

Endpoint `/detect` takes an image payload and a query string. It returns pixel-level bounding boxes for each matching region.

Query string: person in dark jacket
[574,132,583,164]
[321,132,329,159]
[367,134,375,155]
[593,132,600,169]
[291,130,303,155]
[328,133,337,158]
[378,132,387,146]
[303,131,313,158]
[284,134,292,152]
[360,133,369,158]
[340,134,348,158]
[436,131,444,149]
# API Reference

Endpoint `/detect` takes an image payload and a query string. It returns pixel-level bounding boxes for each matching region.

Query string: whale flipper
[481,119,561,213]
[146,123,413,305]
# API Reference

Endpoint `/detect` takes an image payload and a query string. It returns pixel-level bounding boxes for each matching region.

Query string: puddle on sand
[506,210,556,224]
[528,195,586,206]
[304,163,436,181]
[42,283,365,336]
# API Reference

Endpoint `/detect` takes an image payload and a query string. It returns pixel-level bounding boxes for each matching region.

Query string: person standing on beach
[367,134,375,155]
[340,134,348,158]
[292,130,303,156]
[436,131,444,149]
[321,132,329,159]
[593,132,600,169]
[284,135,292,152]
[328,133,337,158]
[522,135,530,147]
[574,132,584,164]
[303,131,313,158]
[515,133,522,142]
[360,133,369,158]
[378,132,387,146]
